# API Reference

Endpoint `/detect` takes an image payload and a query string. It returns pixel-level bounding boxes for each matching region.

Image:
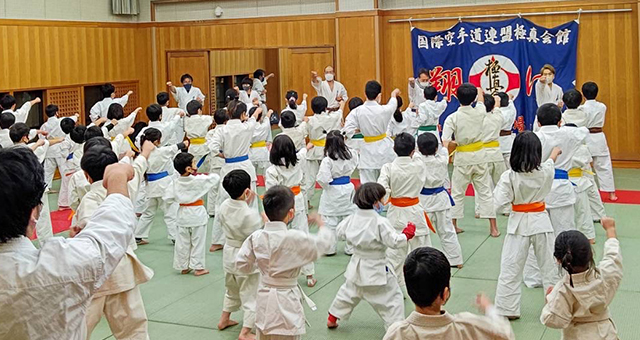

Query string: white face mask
[325,73,334,82]
[547,75,554,83]
[418,81,429,89]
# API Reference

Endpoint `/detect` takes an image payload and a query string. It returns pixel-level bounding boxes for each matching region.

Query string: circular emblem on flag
[469,55,521,99]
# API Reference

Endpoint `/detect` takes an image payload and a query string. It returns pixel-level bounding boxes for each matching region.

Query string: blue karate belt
[196,154,208,168]
[66,153,74,160]
[554,169,576,186]
[147,171,169,182]
[329,176,351,185]
[225,154,249,164]
[420,186,456,206]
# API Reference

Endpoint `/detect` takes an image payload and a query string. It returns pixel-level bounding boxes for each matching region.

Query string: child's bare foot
[474,214,480,219]
[609,192,618,201]
[238,327,255,340]
[455,227,465,234]
[181,269,192,275]
[589,238,596,245]
[194,269,209,276]
[307,276,317,287]
[490,230,501,238]
[456,264,463,269]
[210,244,224,252]
[327,314,339,329]
[217,319,238,330]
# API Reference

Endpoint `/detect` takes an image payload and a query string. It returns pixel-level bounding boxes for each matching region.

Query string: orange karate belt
[511,202,546,213]
[388,197,436,233]
[180,199,204,207]
[290,185,301,196]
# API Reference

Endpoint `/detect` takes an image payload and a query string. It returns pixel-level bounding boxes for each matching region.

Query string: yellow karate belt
[363,133,387,143]
[250,140,267,148]
[483,141,500,148]
[190,137,206,145]
[568,168,596,178]
[455,141,484,153]
[310,139,326,147]
[126,136,139,153]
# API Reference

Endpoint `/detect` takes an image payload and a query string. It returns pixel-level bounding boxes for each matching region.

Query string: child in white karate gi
[265,134,317,287]
[157,91,186,143]
[40,105,77,197]
[206,109,228,218]
[248,106,273,175]
[495,92,517,169]
[386,96,418,138]
[238,78,261,108]
[184,100,213,170]
[378,132,432,289]
[327,183,415,330]
[414,86,446,139]
[493,132,560,319]
[282,90,308,125]
[236,185,332,340]
[416,133,463,267]
[167,74,205,112]
[541,218,622,340]
[89,83,131,122]
[136,103,183,149]
[106,104,140,148]
[0,94,41,124]
[279,111,308,151]
[384,247,515,340]
[173,152,219,276]
[316,130,358,256]
[216,170,263,340]
[344,97,364,155]
[481,94,506,187]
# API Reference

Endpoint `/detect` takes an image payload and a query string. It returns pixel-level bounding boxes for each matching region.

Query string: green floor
[44,168,640,340]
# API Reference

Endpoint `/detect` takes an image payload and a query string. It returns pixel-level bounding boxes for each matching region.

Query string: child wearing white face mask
[535,64,564,108]
[167,73,206,112]
[311,66,348,111]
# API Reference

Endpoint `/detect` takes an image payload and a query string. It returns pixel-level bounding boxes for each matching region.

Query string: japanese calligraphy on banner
[411,18,579,130]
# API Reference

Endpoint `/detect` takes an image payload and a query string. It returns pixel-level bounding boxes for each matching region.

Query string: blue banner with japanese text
[411,18,579,130]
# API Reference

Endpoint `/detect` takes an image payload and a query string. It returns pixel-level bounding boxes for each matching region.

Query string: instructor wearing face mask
[407,68,431,107]
[167,73,206,112]
[535,64,564,108]
[311,66,348,112]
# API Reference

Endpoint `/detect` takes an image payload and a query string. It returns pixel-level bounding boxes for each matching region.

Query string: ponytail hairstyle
[286,90,299,110]
[269,134,298,168]
[139,127,162,146]
[225,88,238,104]
[324,130,352,161]
[554,230,595,287]
[393,95,404,123]
[227,100,247,120]
[107,103,124,120]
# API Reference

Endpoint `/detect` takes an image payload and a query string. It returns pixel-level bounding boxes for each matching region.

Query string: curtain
[112,0,140,15]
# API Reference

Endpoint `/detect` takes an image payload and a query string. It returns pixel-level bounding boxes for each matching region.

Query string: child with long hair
[316,130,359,256]
[282,90,308,125]
[386,95,418,138]
[541,218,622,339]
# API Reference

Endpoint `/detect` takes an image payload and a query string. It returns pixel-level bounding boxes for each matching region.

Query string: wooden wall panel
[45,87,83,123]
[209,49,266,76]
[380,1,640,162]
[113,81,141,115]
[337,15,379,101]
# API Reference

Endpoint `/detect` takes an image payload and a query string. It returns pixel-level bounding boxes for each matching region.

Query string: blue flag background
[411,18,579,130]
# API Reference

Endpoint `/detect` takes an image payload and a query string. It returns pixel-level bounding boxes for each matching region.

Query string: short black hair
[173,152,194,175]
[83,136,111,153]
[225,89,238,103]
[510,131,542,173]
[214,108,228,125]
[60,117,76,135]
[417,68,429,78]
[157,92,170,105]
[417,132,438,156]
[253,69,265,79]
[9,123,29,143]
[353,182,386,209]
[146,104,162,122]
[483,94,495,112]
[280,110,296,128]
[393,133,415,157]
[0,147,46,243]
[348,97,364,112]
[241,77,253,88]
[423,86,437,101]
[186,100,202,116]
[222,169,251,200]
[311,96,328,114]
[45,104,59,118]
[263,185,295,222]
[180,73,193,83]
[100,83,115,98]
[325,130,352,161]
[0,112,15,129]
[107,103,124,120]
[228,100,247,120]
[70,125,86,144]
[365,80,382,101]
[84,126,104,141]
[563,89,582,109]
[537,103,562,126]
[270,134,298,168]
[393,96,404,123]
[404,247,451,308]
[140,127,162,145]
[456,83,477,106]
[0,95,16,110]
[496,92,509,107]
[581,82,599,100]
[81,145,118,182]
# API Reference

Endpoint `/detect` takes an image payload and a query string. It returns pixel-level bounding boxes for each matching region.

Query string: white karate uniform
[185,114,214,167]
[328,209,407,329]
[136,116,182,150]
[173,174,219,271]
[311,78,348,110]
[0,128,12,148]
[249,115,272,173]
[343,98,398,183]
[3,101,33,124]
[498,101,517,169]
[205,125,225,216]
[20,140,55,242]
[281,100,307,125]
[541,238,622,340]
[378,156,431,288]
[305,110,343,203]
[161,106,185,143]
[414,99,447,140]
[135,144,182,241]
[218,198,263,330]
[535,81,563,107]
[483,108,507,185]
[407,81,428,107]
[253,78,268,102]
[442,103,495,220]
[68,170,90,213]
[384,308,515,340]
[582,99,615,193]
[171,86,205,112]
[567,137,596,240]
[107,110,138,150]
[89,95,129,122]
[239,90,261,107]
[0,194,135,340]
[416,149,463,266]
[265,149,313,276]
[236,221,332,338]
[493,159,558,317]
[40,115,77,200]
[280,122,308,151]
[316,150,358,255]
[386,108,418,138]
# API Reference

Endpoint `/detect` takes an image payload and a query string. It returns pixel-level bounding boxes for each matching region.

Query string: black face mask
[184,84,192,93]
[243,85,251,91]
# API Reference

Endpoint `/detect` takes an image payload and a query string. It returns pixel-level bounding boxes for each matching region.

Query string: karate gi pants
[304,159,320,203]
[36,191,53,243]
[291,206,314,276]
[495,232,556,317]
[43,157,64,189]
[503,153,511,170]
[428,209,463,266]
[211,180,258,246]
[322,215,353,255]
[387,235,431,289]
[359,169,380,184]
[575,190,596,240]
[451,163,495,219]
[57,171,72,208]
[593,155,615,192]
[476,161,507,215]
[256,330,300,340]
[206,168,221,216]
[587,175,606,221]
[223,272,259,329]
[328,271,405,330]
[173,225,207,271]
[135,197,178,241]
[85,286,149,340]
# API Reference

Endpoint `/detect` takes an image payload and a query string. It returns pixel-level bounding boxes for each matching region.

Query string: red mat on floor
[30,209,73,240]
